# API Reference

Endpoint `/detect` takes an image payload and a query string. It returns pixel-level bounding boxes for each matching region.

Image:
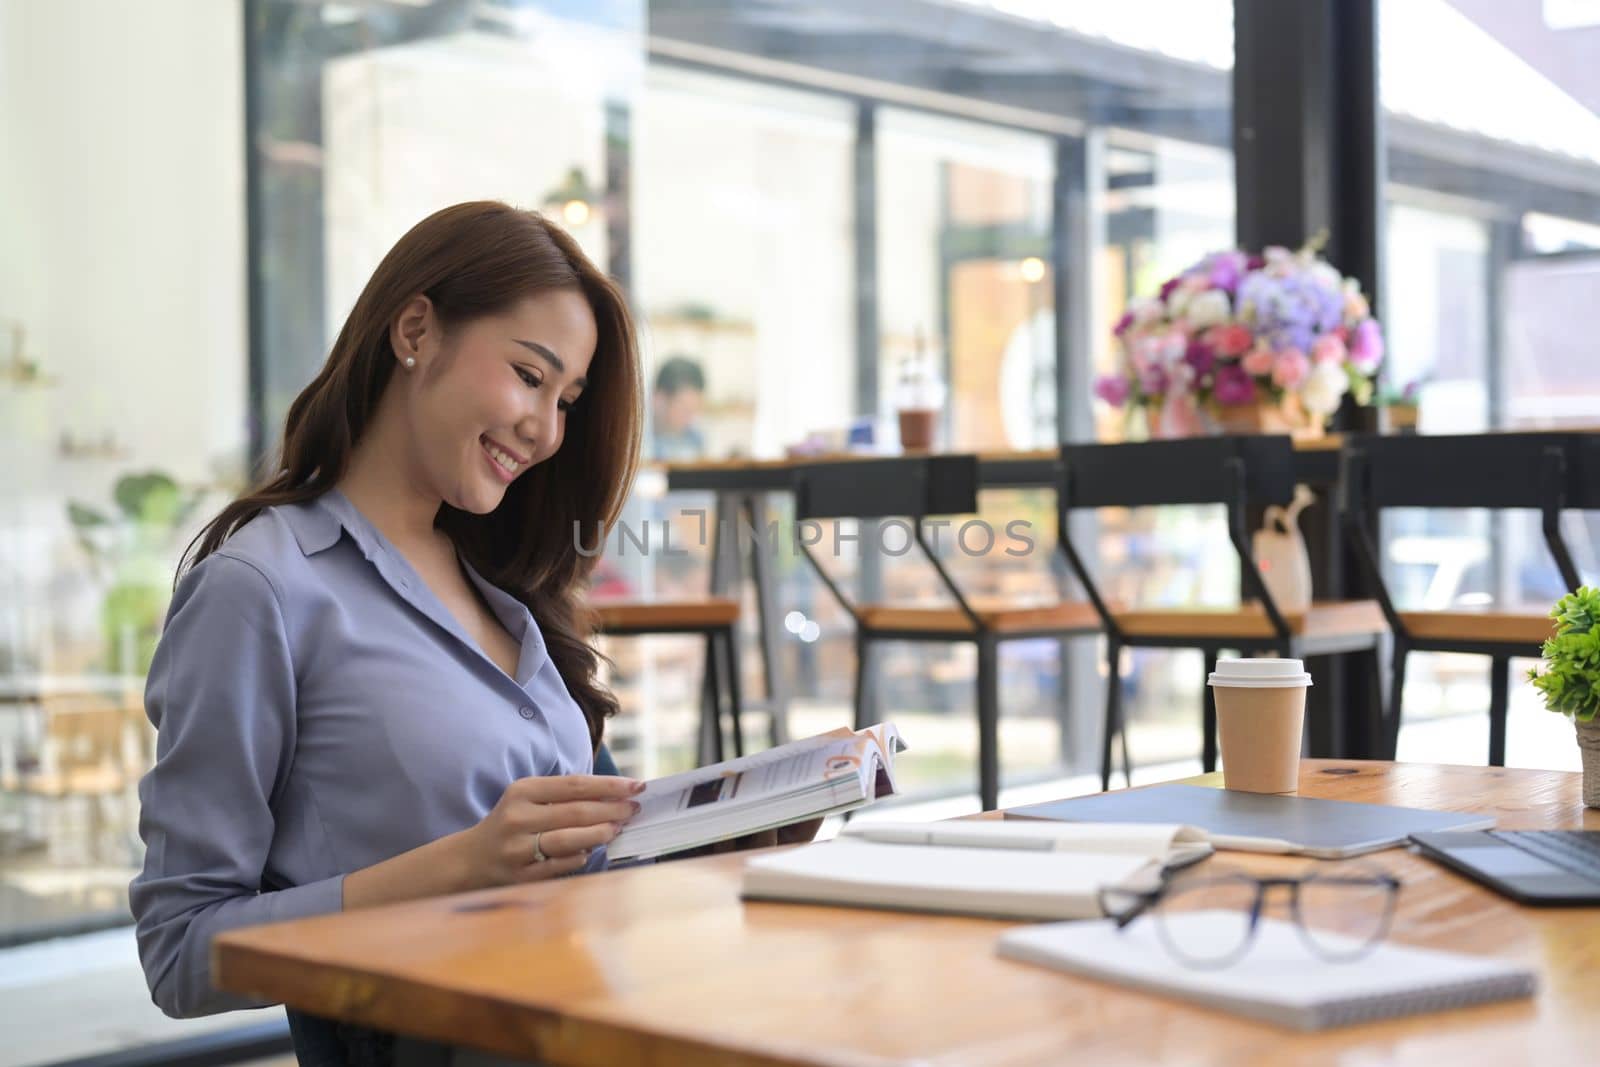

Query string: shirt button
[518,705,536,720]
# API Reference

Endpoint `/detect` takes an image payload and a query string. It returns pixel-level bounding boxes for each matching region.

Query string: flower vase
[1578,719,1600,809]
[1154,394,1205,439]
[1211,395,1326,440]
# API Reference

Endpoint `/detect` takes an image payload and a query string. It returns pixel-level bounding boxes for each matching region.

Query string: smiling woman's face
[401,288,597,515]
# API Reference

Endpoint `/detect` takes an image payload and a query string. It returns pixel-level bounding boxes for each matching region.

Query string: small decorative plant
[1528,587,1600,723]
[1528,587,1600,807]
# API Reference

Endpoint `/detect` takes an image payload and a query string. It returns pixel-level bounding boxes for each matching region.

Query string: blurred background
[1,1,1598,1060]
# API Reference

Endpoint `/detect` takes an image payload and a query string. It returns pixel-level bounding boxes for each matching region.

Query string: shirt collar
[286,489,550,685]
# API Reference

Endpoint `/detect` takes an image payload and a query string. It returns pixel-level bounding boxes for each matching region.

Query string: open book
[607,724,904,861]
[740,820,1212,920]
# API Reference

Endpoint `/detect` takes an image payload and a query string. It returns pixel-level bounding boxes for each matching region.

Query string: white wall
[0,0,247,497]
[0,0,245,671]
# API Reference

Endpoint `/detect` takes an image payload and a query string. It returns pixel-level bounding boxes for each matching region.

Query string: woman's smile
[481,434,528,483]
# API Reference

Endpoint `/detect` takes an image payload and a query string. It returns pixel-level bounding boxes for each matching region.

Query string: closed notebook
[740,820,1211,921]
[998,911,1537,1030]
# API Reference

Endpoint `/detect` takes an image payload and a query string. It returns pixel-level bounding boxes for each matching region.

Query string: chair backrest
[1059,435,1295,510]
[1572,433,1600,510]
[1344,432,1581,512]
[793,454,980,521]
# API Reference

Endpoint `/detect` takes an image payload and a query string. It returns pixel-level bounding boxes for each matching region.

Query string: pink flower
[1113,311,1134,337]
[1241,346,1276,377]
[1094,374,1130,408]
[1350,319,1385,372]
[1272,348,1311,390]
[1310,334,1347,365]
[1207,324,1254,357]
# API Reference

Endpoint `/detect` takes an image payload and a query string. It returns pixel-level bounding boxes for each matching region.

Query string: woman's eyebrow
[514,339,588,389]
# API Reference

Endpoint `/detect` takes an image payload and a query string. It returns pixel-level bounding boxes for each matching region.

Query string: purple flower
[1094,374,1131,408]
[1158,275,1184,302]
[1237,270,1344,355]
[1212,363,1258,406]
[1207,251,1248,295]
[1184,339,1216,376]
[1113,311,1135,338]
[1246,254,1266,270]
[1349,318,1385,372]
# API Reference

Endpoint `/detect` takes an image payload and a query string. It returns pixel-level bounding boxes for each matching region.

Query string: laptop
[1008,784,1494,859]
[1409,831,1600,905]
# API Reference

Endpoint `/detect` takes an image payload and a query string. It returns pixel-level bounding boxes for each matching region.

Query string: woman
[131,202,679,1055]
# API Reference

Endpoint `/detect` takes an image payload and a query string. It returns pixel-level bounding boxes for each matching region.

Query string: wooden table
[215,761,1600,1066]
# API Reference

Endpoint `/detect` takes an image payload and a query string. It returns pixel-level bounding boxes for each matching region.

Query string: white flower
[1167,286,1194,318]
[1130,297,1164,327]
[1300,360,1350,416]
[1186,289,1231,329]
[1309,261,1343,294]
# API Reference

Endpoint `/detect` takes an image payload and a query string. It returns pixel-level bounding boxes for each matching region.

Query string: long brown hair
[186,201,642,748]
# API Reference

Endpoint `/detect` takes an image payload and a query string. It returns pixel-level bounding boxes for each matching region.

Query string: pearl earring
[404,357,416,369]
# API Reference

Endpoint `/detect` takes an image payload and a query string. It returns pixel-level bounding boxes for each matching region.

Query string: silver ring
[531,831,547,863]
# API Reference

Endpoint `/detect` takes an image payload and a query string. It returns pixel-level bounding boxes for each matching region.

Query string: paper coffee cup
[1207,658,1311,794]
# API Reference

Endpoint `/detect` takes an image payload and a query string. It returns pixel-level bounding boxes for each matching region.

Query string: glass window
[1380,0,1598,769]
[0,0,249,958]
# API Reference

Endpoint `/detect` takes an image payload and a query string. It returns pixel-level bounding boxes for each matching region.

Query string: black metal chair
[1342,432,1585,765]
[591,598,745,764]
[795,454,1100,811]
[1058,436,1388,790]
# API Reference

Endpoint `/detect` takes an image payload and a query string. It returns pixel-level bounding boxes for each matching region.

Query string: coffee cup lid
[1207,657,1313,688]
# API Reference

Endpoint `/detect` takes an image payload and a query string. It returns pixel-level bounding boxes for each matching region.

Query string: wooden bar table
[215,761,1600,1066]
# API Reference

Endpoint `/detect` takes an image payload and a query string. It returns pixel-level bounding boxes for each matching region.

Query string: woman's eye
[557,398,574,413]
[515,366,541,388]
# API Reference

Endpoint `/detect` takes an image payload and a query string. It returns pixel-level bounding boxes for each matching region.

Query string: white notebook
[740,821,1211,921]
[998,911,1537,1030]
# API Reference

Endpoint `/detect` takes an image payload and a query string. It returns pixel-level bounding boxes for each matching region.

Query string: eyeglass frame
[1098,865,1404,970]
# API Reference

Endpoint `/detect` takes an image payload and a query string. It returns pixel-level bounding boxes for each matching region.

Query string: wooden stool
[591,598,745,765]
[795,455,1100,812]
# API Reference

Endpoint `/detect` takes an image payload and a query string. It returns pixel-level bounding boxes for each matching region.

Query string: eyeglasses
[1098,862,1402,969]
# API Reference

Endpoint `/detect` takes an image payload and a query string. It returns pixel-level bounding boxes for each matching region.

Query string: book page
[627,725,901,829]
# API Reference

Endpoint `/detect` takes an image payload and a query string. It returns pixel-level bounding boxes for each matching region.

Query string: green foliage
[67,470,203,676]
[1527,586,1600,723]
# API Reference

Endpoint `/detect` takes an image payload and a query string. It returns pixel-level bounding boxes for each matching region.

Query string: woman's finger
[514,774,644,804]
[524,799,639,831]
[532,821,621,861]
[512,852,590,883]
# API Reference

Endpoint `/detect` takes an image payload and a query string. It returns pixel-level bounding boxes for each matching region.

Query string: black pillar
[1235,0,1385,758]
[1234,0,1382,317]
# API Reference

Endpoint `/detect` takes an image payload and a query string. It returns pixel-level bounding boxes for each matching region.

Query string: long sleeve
[129,553,345,1018]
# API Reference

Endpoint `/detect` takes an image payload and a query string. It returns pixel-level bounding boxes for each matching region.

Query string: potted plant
[1092,237,1384,439]
[68,471,204,676]
[1527,586,1600,808]
[1375,379,1422,434]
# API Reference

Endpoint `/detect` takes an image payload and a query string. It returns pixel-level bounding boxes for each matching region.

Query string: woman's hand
[456,773,645,888]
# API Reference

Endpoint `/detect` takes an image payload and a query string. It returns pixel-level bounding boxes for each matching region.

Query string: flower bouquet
[1094,238,1385,438]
